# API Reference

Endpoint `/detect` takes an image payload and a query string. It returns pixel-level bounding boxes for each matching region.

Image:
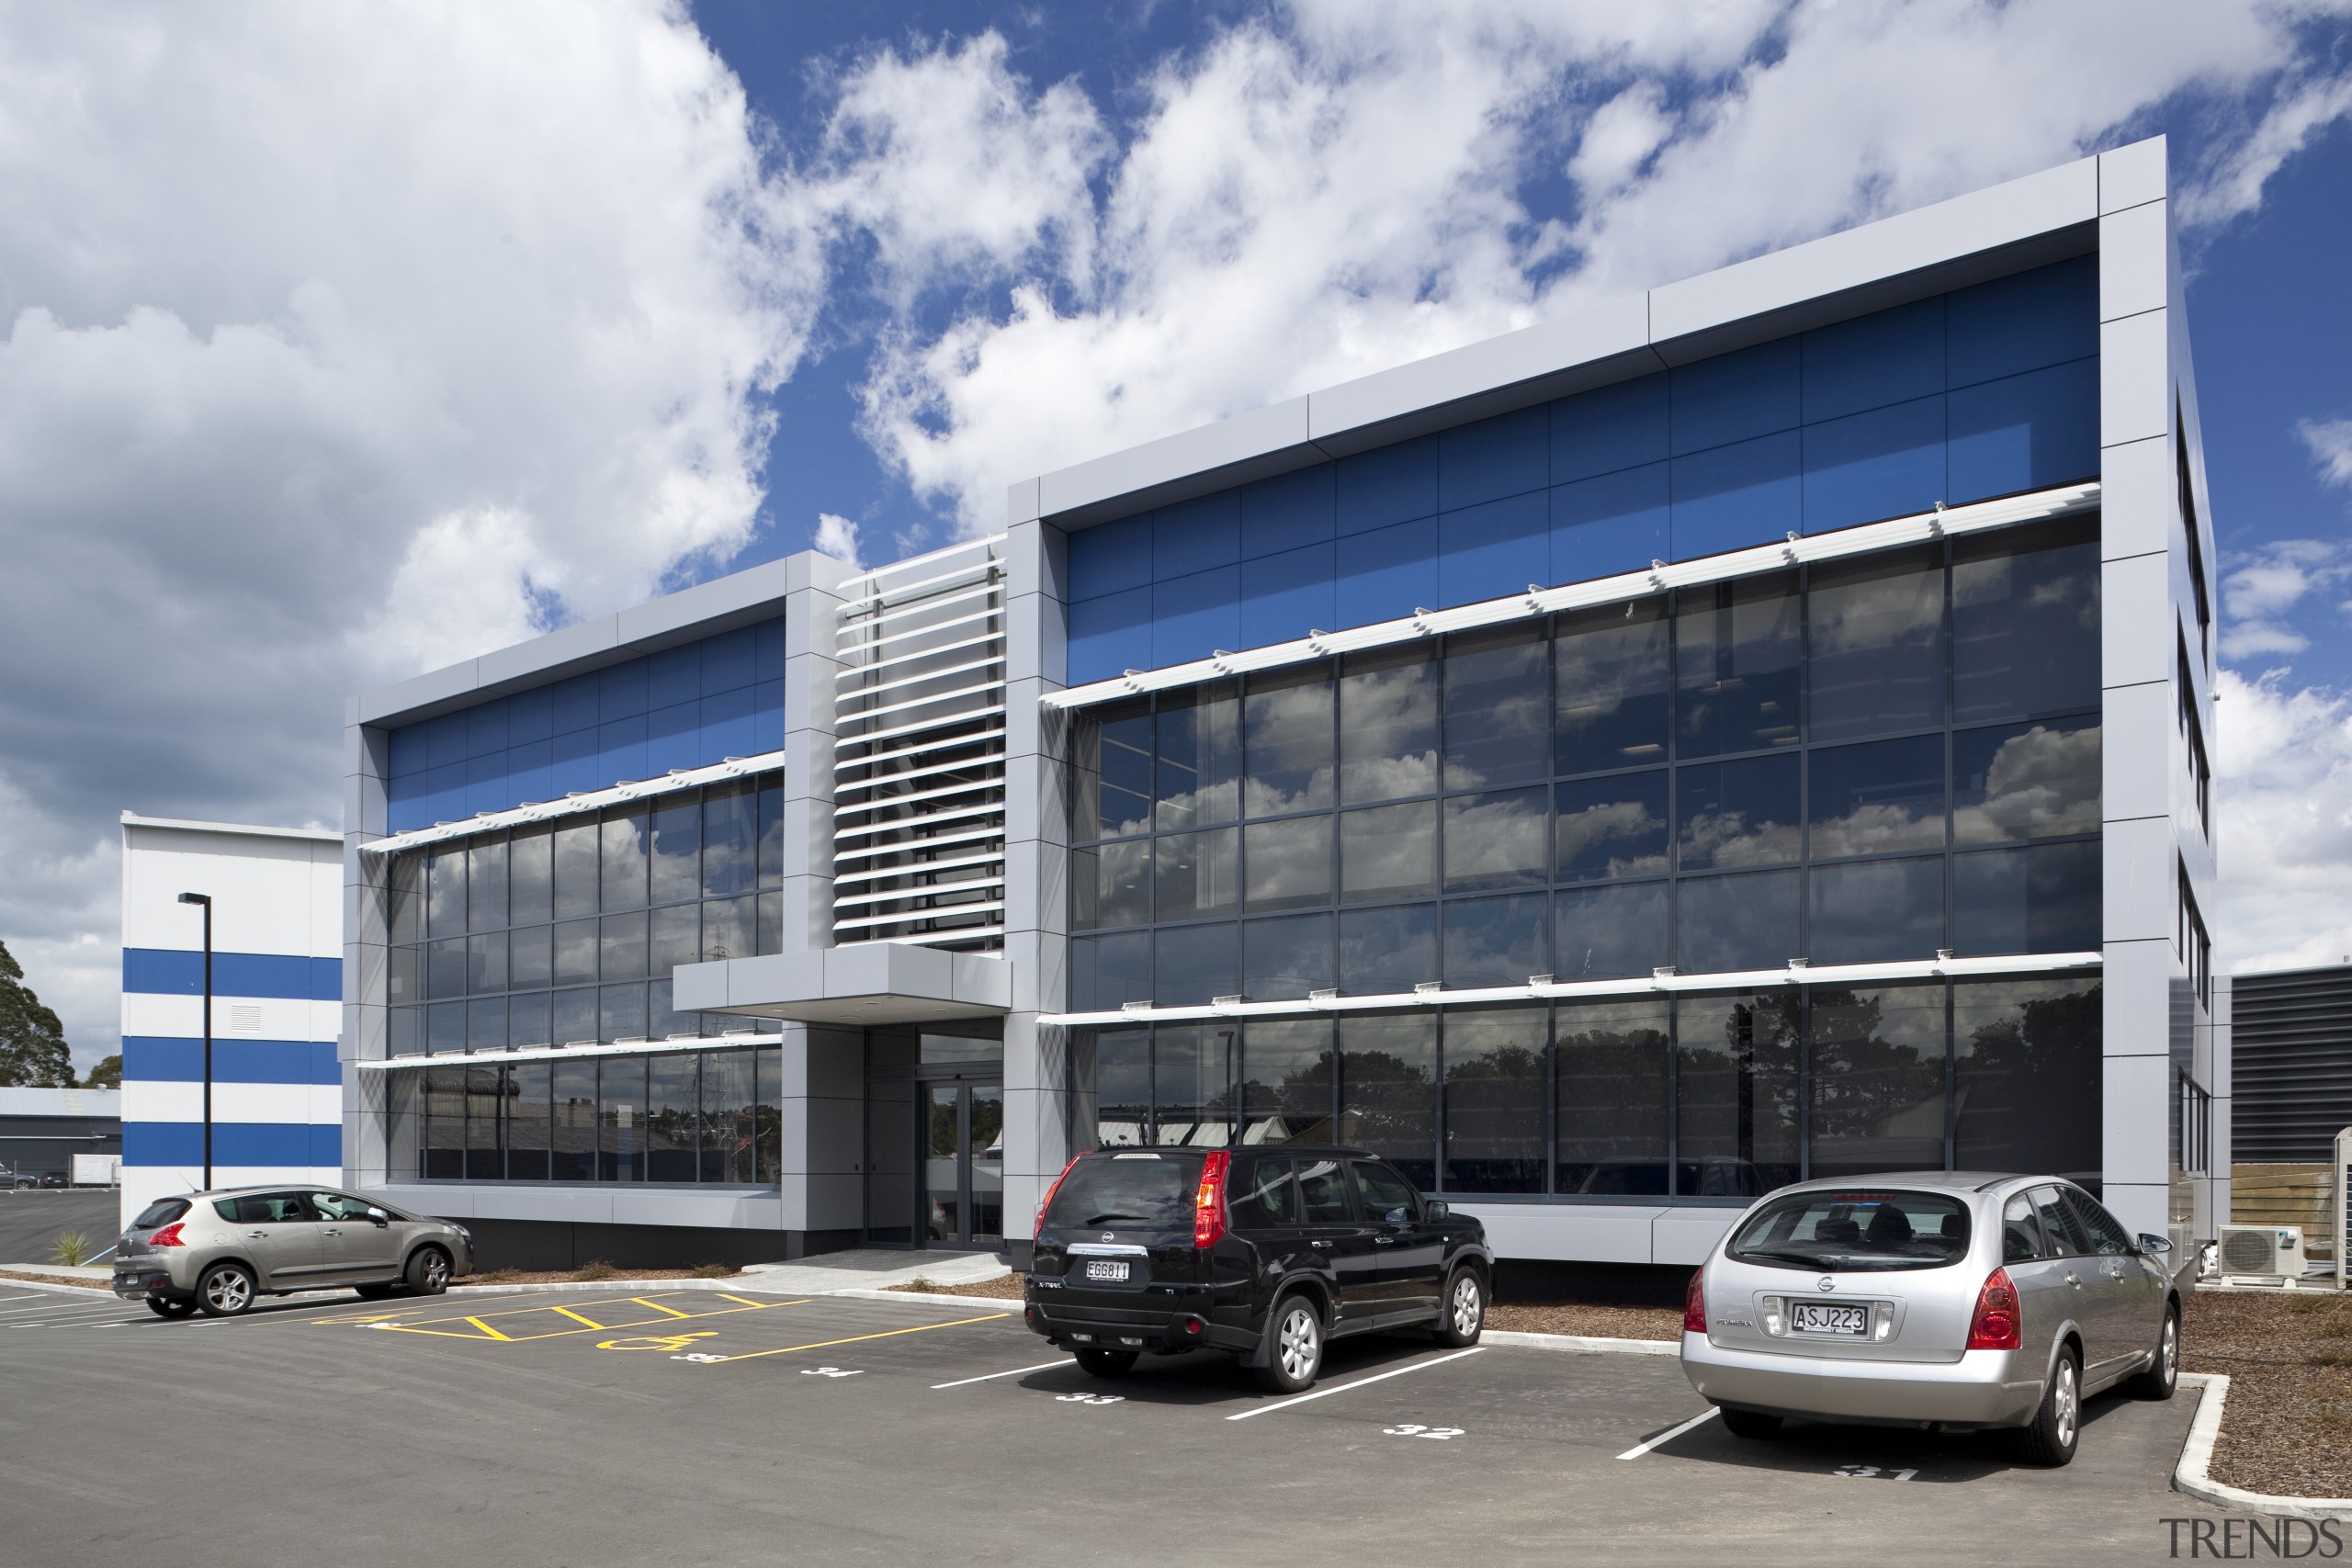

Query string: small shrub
[474,1269,526,1285]
[905,1276,941,1293]
[691,1262,738,1279]
[2286,1293,2335,1315]
[49,1231,92,1268]
[572,1258,619,1281]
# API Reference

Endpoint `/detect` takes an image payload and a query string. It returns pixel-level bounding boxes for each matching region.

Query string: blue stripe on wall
[123,950,341,1001]
[122,1122,342,1168]
[122,1037,341,1086]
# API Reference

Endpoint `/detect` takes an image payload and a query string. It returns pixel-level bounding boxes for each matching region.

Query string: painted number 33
[1384,1424,1464,1439]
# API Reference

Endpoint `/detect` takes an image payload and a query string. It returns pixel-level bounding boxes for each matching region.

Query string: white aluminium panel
[2099,309,2172,447]
[2099,201,2169,321]
[2098,135,2168,214]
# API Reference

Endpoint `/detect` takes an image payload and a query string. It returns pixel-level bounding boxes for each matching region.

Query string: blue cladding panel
[1335,517,1438,626]
[1947,359,2100,502]
[1552,464,1669,580]
[1057,259,2094,680]
[1802,395,1948,533]
[123,950,341,1000]
[648,644,699,707]
[1947,254,2098,388]
[1439,405,1550,512]
[1802,298,1944,423]
[387,723,428,780]
[1438,491,1550,609]
[1670,338,1800,455]
[1155,491,1240,576]
[123,1037,341,1084]
[386,617,785,830]
[123,1122,338,1168]
[1552,373,1669,486]
[1069,587,1153,685]
[1069,513,1154,600]
[1670,432,1802,560]
[1241,543,1338,650]
[509,686,552,744]
[1152,566,1242,668]
[1240,465,1337,558]
[599,660,648,724]
[1336,435,1439,535]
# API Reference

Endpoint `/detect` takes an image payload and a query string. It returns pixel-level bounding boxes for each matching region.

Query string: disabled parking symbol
[598,1330,719,1353]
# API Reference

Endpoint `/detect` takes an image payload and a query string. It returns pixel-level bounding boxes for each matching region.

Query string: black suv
[1023,1145,1494,1393]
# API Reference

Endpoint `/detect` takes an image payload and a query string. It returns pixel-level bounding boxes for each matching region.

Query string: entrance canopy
[674,942,1011,1028]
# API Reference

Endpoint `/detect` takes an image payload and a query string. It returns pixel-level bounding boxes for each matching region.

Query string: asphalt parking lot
[0,1280,2222,1566]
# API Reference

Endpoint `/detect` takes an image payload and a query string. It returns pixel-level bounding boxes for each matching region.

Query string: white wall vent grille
[832,536,1008,951]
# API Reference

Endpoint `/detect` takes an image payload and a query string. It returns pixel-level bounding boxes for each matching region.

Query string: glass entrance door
[922,1084,1004,1248]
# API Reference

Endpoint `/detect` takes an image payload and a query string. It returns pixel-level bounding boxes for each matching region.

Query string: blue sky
[1,1,2349,1069]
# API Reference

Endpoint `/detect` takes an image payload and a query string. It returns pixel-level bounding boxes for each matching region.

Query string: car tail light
[1683,1269,1707,1334]
[1966,1266,2022,1350]
[1034,1155,1080,1233]
[149,1223,186,1248]
[1193,1151,1231,1249]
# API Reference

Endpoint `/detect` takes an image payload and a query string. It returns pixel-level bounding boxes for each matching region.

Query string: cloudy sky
[3,0,2349,1073]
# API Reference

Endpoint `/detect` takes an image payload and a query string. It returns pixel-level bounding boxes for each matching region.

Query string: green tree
[83,1055,122,1089]
[0,939,74,1088]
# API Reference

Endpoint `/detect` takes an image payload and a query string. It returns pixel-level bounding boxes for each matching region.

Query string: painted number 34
[1383,1424,1464,1439]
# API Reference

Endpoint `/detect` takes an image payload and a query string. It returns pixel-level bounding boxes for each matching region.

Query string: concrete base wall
[448,1217,859,1272]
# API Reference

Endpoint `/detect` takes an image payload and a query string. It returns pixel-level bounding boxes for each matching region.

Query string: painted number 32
[1384,1424,1464,1439]
[1057,1392,1125,1405]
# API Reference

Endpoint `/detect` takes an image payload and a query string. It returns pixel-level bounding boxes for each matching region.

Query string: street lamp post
[176,892,213,1189]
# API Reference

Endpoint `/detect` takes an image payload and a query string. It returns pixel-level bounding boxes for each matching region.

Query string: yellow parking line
[463,1316,514,1341]
[628,1297,692,1320]
[700,1312,1010,1364]
[547,1304,612,1330]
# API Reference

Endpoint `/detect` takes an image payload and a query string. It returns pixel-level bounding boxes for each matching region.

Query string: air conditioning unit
[2217,1224,2305,1278]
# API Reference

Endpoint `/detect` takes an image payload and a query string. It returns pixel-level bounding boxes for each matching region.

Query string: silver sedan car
[1679,1173,2181,1466]
[112,1187,475,1317]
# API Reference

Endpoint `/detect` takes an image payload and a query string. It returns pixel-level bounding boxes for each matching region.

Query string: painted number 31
[1384,1425,1464,1439]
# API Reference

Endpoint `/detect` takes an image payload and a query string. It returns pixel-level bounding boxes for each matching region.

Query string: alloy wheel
[1277,1305,1319,1381]
[1451,1275,1482,1337]
[2162,1314,2178,1383]
[204,1269,252,1314]
[420,1252,449,1291]
[2054,1360,2078,1448]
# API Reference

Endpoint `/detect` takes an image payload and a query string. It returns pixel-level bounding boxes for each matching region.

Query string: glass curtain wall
[1069,523,2101,1010]
[388,773,789,1054]
[413,1044,783,1185]
[1073,976,2101,1199]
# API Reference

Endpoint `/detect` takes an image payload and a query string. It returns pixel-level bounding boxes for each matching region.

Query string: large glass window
[1555,998,1669,1194]
[389,773,787,1051]
[1676,989,1801,1196]
[1065,523,2101,1005]
[1808,984,1946,1179]
[411,1044,779,1186]
[1074,972,2098,1200]
[1441,1006,1546,1192]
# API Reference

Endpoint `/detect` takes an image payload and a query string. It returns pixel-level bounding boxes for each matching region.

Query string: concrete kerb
[2175,1373,2352,1521]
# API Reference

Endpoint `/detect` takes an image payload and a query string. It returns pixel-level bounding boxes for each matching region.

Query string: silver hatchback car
[1679,1173,2181,1466]
[112,1187,475,1318]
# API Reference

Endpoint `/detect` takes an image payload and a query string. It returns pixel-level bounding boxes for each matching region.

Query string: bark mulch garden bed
[0,1268,106,1290]
[2184,1287,2352,1499]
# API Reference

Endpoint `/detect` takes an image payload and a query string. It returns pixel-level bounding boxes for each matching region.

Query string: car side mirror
[1425,1200,1449,1221]
[366,1208,391,1226]
[2137,1233,2172,1256]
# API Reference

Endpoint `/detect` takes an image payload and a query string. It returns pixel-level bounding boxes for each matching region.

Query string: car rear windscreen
[1045,1152,1205,1230]
[1726,1190,1970,1272]
[131,1198,190,1230]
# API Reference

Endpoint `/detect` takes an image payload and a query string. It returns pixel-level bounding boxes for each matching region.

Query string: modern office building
[342,135,2222,1270]
[119,814,345,1229]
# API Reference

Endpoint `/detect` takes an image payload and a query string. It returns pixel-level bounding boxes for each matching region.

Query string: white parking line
[1227,1347,1488,1422]
[932,1359,1069,1390]
[1616,1407,1718,1460]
